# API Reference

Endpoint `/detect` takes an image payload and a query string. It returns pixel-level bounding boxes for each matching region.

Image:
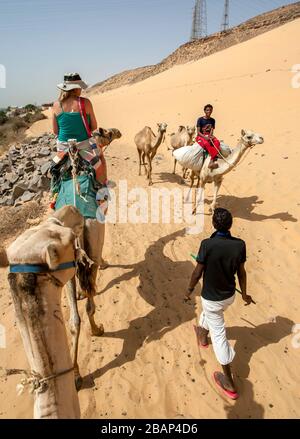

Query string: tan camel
[170,125,196,176]
[93,127,122,149]
[1,206,84,418]
[189,129,264,213]
[135,123,167,185]
[51,206,105,390]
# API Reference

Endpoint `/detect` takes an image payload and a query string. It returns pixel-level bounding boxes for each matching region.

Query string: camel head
[93,127,122,147]
[157,122,168,134]
[187,125,196,138]
[241,129,264,147]
[6,206,84,284]
[50,205,84,238]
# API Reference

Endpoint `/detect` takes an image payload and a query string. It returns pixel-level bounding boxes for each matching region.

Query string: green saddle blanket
[55,174,98,219]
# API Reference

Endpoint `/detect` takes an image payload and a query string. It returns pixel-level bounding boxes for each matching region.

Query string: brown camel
[1,206,85,418]
[169,125,196,177]
[93,127,122,150]
[135,123,167,185]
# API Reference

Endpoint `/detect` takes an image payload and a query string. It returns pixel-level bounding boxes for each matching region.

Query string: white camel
[174,129,264,214]
[169,125,196,177]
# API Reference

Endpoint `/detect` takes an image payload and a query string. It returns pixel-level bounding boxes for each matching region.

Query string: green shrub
[0,110,8,125]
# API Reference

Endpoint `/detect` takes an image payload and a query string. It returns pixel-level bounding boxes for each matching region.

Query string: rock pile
[0,133,56,207]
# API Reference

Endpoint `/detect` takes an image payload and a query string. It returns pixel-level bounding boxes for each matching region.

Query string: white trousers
[199,294,236,366]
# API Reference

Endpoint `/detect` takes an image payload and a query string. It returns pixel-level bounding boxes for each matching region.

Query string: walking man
[185,208,254,399]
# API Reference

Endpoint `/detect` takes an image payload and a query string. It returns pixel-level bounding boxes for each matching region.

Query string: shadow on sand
[223,316,294,419]
[215,195,297,223]
[81,229,197,389]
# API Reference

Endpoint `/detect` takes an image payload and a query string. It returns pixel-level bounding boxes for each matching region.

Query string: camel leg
[142,152,147,175]
[138,150,142,176]
[210,178,222,213]
[66,277,82,390]
[146,153,153,185]
[86,264,104,337]
[173,159,177,174]
[192,175,202,215]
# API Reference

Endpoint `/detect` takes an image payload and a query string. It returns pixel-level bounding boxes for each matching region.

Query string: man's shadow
[217,195,297,223]
[223,316,294,419]
[81,229,196,389]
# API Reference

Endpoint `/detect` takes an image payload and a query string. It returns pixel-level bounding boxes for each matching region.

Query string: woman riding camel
[52,72,107,184]
[196,104,221,170]
[51,72,108,270]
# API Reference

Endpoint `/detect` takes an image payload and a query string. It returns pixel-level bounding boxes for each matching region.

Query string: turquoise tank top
[56,105,91,142]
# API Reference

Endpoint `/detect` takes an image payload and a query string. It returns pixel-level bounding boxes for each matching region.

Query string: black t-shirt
[196,231,246,301]
[196,117,216,134]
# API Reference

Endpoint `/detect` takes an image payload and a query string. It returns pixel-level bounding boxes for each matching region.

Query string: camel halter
[1,367,74,395]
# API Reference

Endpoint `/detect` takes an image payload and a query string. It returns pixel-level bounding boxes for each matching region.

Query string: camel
[93,127,122,150]
[0,206,85,418]
[186,130,264,213]
[169,125,196,177]
[135,123,167,185]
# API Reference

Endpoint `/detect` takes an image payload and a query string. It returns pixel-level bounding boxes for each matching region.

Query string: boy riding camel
[196,104,221,169]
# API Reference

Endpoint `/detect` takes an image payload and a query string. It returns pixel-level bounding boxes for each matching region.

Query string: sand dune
[1,19,300,419]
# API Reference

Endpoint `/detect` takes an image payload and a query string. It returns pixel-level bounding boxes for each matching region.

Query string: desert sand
[1,18,300,419]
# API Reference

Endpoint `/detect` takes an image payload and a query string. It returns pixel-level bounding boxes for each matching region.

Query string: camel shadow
[224,316,294,419]
[81,229,196,389]
[217,195,297,223]
[154,171,187,185]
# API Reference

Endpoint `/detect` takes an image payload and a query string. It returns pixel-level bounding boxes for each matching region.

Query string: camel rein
[0,366,74,395]
[210,137,253,169]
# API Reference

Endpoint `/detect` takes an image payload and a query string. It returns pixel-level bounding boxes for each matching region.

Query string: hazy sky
[0,0,295,107]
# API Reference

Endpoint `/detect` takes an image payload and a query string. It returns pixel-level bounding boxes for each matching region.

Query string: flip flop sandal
[193,325,209,349]
[213,372,239,400]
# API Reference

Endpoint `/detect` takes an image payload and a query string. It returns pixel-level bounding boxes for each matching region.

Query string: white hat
[57,73,88,91]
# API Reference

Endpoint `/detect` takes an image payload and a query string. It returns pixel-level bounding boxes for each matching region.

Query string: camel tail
[76,225,94,298]
[0,248,9,267]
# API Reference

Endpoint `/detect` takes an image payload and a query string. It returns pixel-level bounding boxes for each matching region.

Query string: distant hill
[86,1,300,95]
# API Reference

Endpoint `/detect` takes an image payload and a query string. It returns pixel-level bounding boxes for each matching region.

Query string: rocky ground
[0,133,55,207]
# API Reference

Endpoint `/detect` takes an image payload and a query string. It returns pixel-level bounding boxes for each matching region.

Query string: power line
[190,0,207,41]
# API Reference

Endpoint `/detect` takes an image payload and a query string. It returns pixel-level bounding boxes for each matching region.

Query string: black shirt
[196,117,216,134]
[196,231,246,301]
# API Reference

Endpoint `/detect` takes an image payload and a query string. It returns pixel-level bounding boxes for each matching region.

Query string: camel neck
[227,140,248,167]
[153,131,164,149]
[11,275,80,419]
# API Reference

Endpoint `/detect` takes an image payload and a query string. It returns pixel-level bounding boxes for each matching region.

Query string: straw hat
[57,73,88,91]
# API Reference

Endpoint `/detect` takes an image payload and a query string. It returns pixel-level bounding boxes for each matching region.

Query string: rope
[0,366,74,395]
[210,137,253,170]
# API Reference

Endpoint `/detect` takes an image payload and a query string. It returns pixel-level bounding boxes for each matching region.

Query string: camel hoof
[75,375,83,391]
[92,324,104,337]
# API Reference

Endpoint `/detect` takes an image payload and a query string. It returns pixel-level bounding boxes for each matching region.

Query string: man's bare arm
[237,263,253,305]
[185,263,204,300]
